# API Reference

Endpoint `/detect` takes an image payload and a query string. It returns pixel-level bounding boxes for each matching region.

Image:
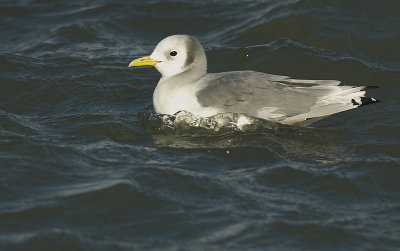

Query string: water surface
[1,0,400,250]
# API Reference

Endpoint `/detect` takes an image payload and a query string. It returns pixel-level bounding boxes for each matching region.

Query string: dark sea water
[1,0,400,250]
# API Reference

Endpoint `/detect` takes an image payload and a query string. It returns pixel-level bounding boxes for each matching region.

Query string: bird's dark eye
[170,51,177,56]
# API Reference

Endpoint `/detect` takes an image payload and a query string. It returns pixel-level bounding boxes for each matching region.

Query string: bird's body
[153,73,219,117]
[129,35,379,125]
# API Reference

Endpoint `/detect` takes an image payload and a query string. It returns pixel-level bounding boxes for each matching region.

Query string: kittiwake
[129,35,380,125]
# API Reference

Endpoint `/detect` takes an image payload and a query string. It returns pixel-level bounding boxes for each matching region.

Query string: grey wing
[195,71,377,125]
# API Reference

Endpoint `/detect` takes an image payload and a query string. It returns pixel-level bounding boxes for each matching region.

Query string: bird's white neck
[152,71,207,116]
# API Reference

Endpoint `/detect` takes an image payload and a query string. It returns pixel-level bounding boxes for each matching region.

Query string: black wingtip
[361,96,381,105]
[351,97,381,107]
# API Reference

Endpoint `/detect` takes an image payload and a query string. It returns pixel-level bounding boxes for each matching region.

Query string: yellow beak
[128,56,161,67]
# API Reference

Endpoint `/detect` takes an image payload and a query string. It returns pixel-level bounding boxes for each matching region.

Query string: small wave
[60,3,123,17]
[0,228,99,250]
[0,110,44,135]
[72,122,142,142]
[138,109,350,164]
[139,110,288,133]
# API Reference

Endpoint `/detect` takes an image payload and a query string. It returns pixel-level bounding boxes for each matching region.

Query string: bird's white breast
[152,79,220,117]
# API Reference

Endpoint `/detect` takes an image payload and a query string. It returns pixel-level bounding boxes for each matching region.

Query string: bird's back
[195,71,379,125]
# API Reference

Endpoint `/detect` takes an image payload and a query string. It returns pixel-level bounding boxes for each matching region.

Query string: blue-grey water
[1,0,400,250]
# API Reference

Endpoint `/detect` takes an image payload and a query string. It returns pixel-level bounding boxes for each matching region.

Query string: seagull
[129,35,379,125]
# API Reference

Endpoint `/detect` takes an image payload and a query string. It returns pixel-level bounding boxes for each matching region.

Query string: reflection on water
[139,110,284,131]
[139,110,348,163]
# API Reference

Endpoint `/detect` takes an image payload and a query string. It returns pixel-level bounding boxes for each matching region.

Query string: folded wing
[195,71,379,125]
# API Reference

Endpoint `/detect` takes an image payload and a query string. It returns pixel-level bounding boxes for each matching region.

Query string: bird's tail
[283,86,380,125]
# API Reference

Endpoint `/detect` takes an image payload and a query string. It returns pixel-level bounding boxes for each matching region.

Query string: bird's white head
[129,35,207,80]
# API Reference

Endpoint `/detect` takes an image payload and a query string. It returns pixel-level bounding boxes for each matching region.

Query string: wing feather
[195,71,379,125]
